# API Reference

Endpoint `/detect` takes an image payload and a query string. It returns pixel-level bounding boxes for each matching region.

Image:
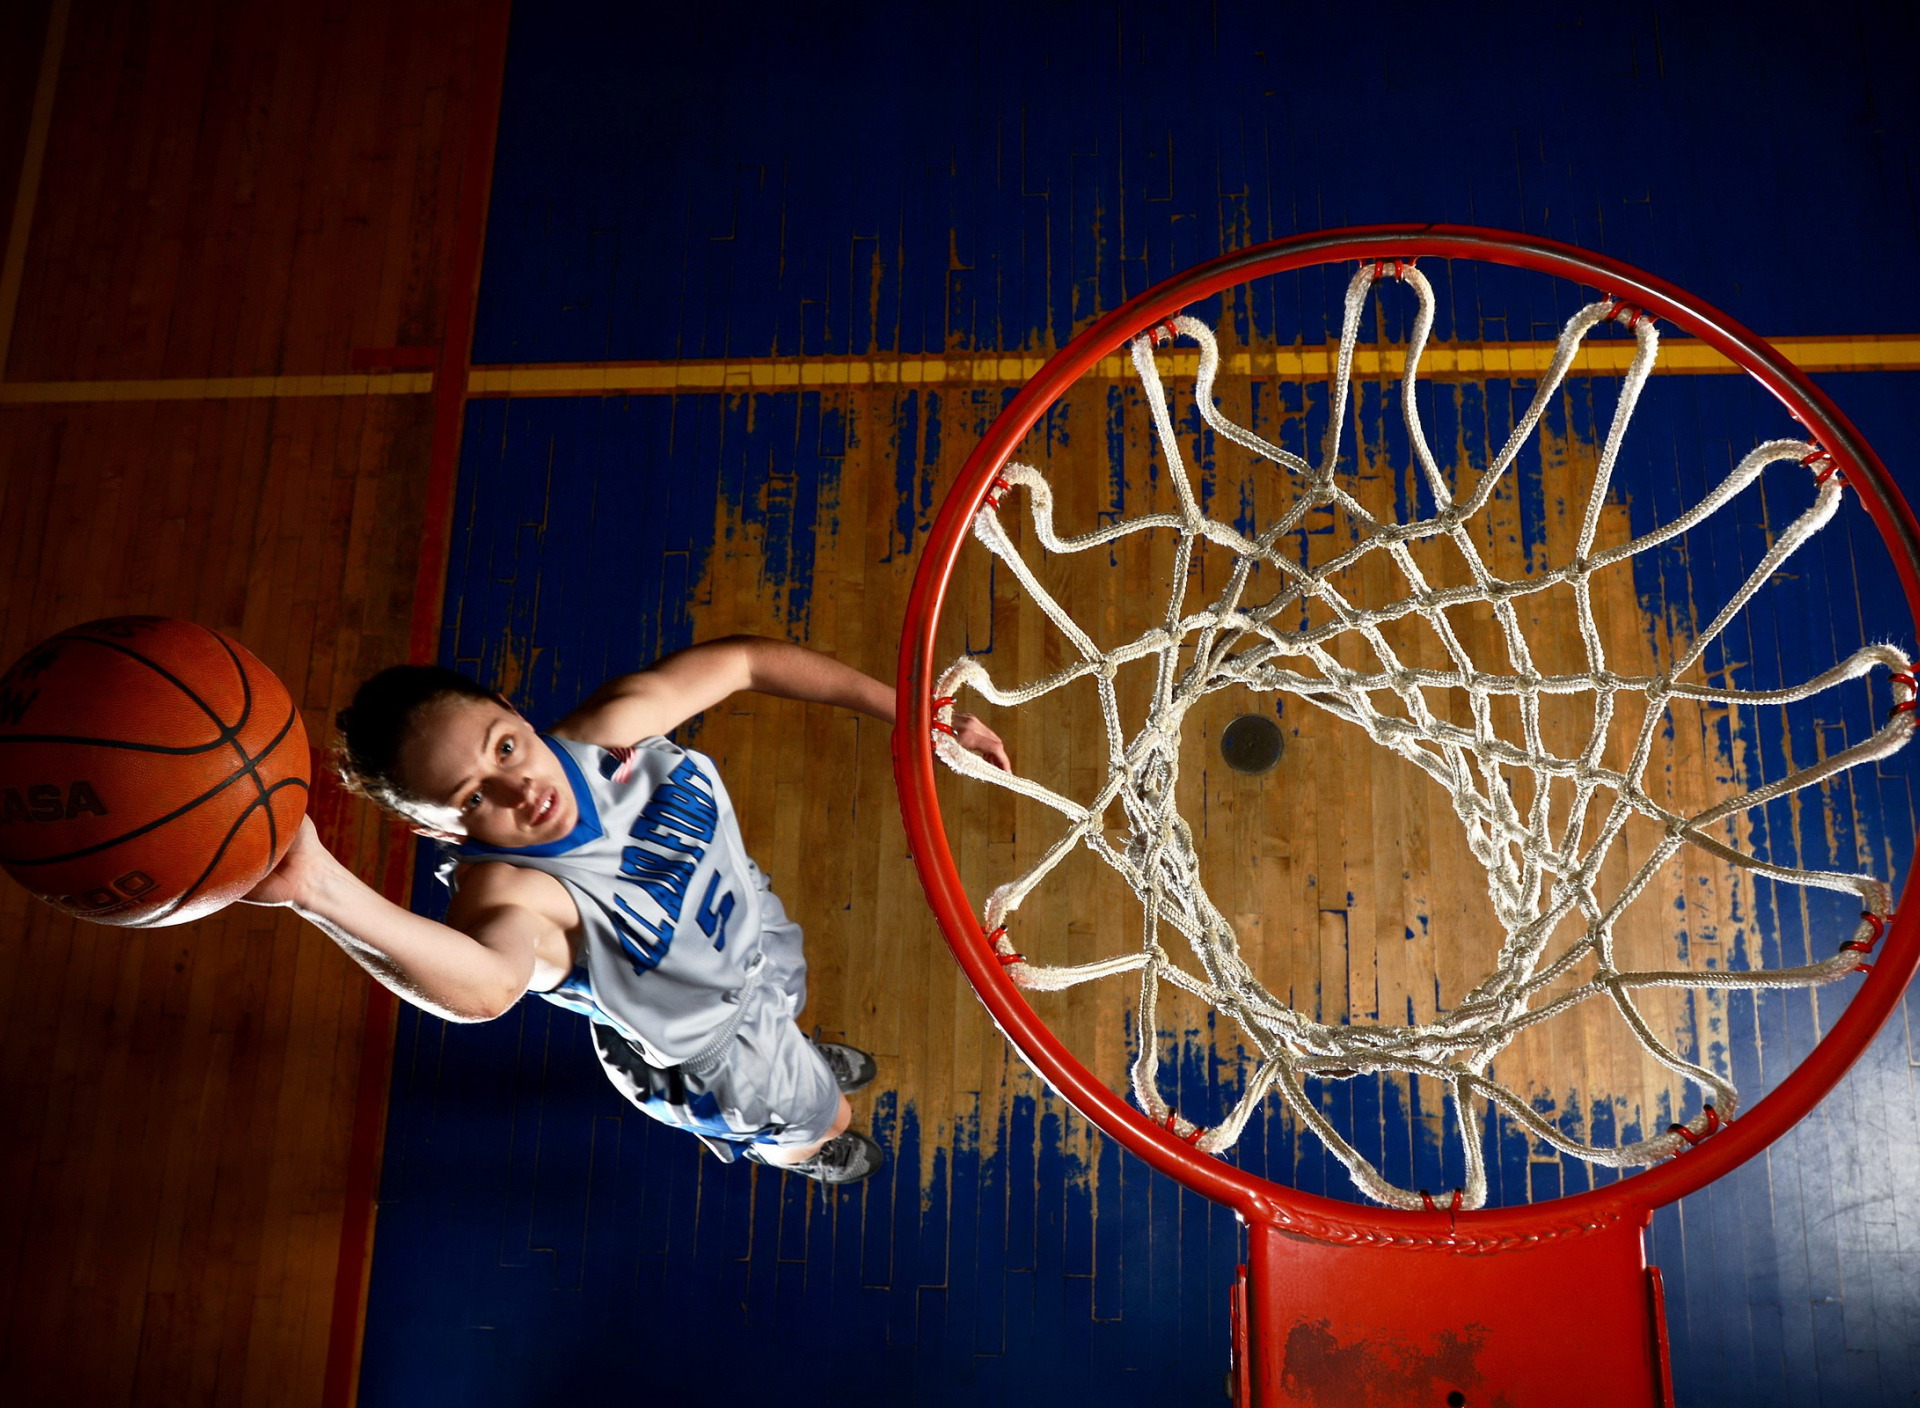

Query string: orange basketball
[0,617,310,927]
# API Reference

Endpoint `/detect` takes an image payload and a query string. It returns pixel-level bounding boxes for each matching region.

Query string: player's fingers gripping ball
[0,616,310,926]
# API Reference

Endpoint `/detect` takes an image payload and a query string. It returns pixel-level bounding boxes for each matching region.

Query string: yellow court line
[0,372,435,403]
[2,336,1918,405]
[465,335,1920,396]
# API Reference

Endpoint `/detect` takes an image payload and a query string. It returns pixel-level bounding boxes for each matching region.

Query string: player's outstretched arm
[244,817,558,1022]
[556,633,1010,768]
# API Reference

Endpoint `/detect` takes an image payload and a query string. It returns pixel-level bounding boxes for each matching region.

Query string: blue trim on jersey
[637,1086,777,1144]
[454,734,604,859]
[535,962,635,1036]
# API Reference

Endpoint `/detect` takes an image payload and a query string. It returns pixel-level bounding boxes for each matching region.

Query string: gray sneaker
[810,1037,878,1095]
[788,1130,884,1185]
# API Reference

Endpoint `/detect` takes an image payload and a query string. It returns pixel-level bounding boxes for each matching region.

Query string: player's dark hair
[335,665,506,815]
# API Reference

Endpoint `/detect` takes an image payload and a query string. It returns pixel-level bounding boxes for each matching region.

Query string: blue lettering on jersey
[608,755,736,975]
[611,893,674,973]
[620,846,697,912]
[696,871,735,950]
[644,760,719,843]
[628,817,705,860]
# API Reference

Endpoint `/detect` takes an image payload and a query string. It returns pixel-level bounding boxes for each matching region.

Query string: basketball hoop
[893,227,1920,1406]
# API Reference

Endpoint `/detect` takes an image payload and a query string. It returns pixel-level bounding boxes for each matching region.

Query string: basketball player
[243,636,1008,1183]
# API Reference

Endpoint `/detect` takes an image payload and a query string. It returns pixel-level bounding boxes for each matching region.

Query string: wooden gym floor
[0,3,509,1402]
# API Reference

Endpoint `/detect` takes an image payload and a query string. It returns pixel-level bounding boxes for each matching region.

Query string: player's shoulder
[546,719,684,773]
[447,858,576,926]
[547,711,668,754]
[548,677,649,751]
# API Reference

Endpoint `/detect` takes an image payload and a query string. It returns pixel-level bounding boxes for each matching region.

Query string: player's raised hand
[950,712,1010,770]
[242,815,335,909]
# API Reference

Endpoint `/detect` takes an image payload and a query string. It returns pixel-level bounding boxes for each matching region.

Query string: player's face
[395,696,578,847]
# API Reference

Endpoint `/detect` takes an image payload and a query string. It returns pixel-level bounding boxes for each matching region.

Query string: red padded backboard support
[1240,1216,1666,1407]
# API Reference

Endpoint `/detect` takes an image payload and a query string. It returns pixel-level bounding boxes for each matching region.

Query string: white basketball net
[932,261,1916,1210]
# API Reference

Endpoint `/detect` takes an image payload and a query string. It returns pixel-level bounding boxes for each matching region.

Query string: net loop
[932,260,1914,1208]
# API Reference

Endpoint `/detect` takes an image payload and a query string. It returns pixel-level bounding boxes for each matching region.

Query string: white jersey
[446,734,766,1066]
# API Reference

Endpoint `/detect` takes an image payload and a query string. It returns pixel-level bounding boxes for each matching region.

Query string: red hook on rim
[1604,298,1652,331]
[985,925,1024,966]
[1800,446,1842,486]
[1888,672,1917,717]
[1841,911,1888,956]
[1160,1109,1206,1144]
[1144,318,1181,347]
[1667,1105,1723,1149]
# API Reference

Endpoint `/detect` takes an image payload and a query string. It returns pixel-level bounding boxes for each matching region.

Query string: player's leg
[752,1092,851,1164]
[748,865,881,1170]
[806,1039,877,1093]
[588,992,882,1183]
[589,1022,763,1159]
[730,1010,881,1182]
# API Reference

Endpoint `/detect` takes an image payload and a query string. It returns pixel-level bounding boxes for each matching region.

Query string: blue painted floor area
[365,1002,1244,1405]
[472,0,1918,362]
[359,3,1920,1403]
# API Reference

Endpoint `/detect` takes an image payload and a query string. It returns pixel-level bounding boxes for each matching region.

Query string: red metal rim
[892,223,1920,1246]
